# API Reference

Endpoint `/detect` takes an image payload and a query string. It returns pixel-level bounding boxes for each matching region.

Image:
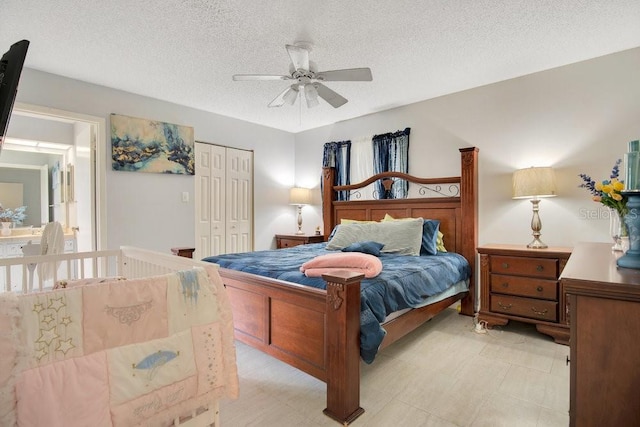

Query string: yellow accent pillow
[341,218,378,224]
[436,231,447,253]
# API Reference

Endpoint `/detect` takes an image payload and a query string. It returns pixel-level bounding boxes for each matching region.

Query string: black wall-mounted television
[0,39,30,154]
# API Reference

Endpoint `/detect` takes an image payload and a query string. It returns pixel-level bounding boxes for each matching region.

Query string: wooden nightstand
[478,244,572,344]
[275,234,324,249]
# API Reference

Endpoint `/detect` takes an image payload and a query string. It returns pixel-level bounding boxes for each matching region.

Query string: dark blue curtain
[322,140,351,201]
[372,128,410,199]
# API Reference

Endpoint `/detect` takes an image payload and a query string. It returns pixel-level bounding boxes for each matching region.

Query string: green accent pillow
[382,213,447,254]
[326,218,423,256]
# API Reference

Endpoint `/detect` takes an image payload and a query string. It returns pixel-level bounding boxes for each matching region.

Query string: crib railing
[0,249,123,293]
[0,246,219,294]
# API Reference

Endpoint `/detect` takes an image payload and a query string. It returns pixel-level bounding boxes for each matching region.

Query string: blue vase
[617,192,640,269]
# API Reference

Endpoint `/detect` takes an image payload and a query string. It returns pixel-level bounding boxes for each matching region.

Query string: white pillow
[326,218,423,256]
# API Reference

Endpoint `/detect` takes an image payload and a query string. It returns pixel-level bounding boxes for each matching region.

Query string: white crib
[0,246,237,427]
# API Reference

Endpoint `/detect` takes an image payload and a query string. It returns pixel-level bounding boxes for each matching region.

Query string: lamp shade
[289,187,312,205]
[512,167,557,199]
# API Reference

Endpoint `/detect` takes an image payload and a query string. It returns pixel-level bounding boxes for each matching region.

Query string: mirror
[0,149,65,228]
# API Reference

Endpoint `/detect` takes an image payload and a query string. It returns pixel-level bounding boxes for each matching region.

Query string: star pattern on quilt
[34,345,49,361]
[42,313,55,324]
[36,326,59,345]
[56,338,75,354]
[28,293,77,364]
[48,297,65,311]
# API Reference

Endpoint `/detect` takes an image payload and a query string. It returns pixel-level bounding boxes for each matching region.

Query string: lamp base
[526,198,547,249]
[527,238,548,249]
[295,205,304,235]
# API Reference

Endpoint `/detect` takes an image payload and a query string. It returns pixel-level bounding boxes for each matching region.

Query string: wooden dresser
[478,244,572,343]
[560,242,640,427]
[275,234,324,249]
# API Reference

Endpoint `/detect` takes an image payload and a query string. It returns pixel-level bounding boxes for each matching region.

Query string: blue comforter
[203,243,470,363]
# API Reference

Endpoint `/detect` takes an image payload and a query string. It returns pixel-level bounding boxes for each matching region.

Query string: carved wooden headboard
[320,147,479,315]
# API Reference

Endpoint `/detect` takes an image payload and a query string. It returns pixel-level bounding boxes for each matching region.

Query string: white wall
[10,68,296,253]
[294,47,640,249]
[8,47,640,253]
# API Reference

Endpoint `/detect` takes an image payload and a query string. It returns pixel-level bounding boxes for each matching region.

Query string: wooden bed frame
[220,147,478,424]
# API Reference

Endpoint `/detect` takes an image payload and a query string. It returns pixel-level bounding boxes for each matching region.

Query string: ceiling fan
[232,43,372,109]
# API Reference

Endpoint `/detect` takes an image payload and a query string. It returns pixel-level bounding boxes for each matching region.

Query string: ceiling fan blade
[285,44,309,71]
[268,85,298,107]
[315,68,373,82]
[314,83,348,108]
[233,74,291,81]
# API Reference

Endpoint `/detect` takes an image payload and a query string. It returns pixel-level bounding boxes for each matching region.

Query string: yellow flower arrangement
[579,159,628,217]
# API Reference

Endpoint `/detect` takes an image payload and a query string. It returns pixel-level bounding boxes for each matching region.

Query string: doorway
[4,102,106,251]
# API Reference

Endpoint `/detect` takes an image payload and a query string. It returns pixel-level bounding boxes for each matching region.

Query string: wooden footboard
[221,266,467,424]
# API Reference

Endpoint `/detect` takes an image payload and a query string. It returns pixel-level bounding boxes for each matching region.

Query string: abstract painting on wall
[111,114,195,175]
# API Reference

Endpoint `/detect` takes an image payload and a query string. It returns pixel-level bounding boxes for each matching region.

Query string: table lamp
[289,187,312,235]
[512,167,557,249]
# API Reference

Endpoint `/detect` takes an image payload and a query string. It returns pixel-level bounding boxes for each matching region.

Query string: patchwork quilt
[0,267,238,427]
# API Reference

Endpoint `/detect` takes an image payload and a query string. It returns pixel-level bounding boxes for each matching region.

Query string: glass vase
[609,208,627,251]
[1,221,11,236]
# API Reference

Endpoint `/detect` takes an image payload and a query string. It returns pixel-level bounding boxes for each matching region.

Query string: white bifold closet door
[195,142,253,259]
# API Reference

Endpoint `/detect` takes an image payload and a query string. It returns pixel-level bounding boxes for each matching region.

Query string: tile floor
[219,308,570,426]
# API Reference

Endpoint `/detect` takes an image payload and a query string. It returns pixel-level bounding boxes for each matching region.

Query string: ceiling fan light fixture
[304,84,320,108]
[233,43,372,109]
[283,86,299,105]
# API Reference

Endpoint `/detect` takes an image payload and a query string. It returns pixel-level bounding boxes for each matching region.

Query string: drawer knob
[498,302,512,310]
[536,265,544,272]
[502,263,509,269]
[501,282,509,288]
[566,356,570,366]
[531,307,548,316]
[536,286,543,292]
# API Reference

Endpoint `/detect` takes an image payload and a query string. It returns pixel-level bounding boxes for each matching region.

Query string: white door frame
[12,102,107,250]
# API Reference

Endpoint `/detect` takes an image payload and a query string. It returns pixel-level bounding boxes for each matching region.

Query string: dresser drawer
[490,294,558,322]
[490,255,558,279]
[278,238,303,249]
[490,274,558,300]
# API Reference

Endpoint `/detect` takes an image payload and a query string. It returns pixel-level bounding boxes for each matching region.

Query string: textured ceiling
[2,0,640,133]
